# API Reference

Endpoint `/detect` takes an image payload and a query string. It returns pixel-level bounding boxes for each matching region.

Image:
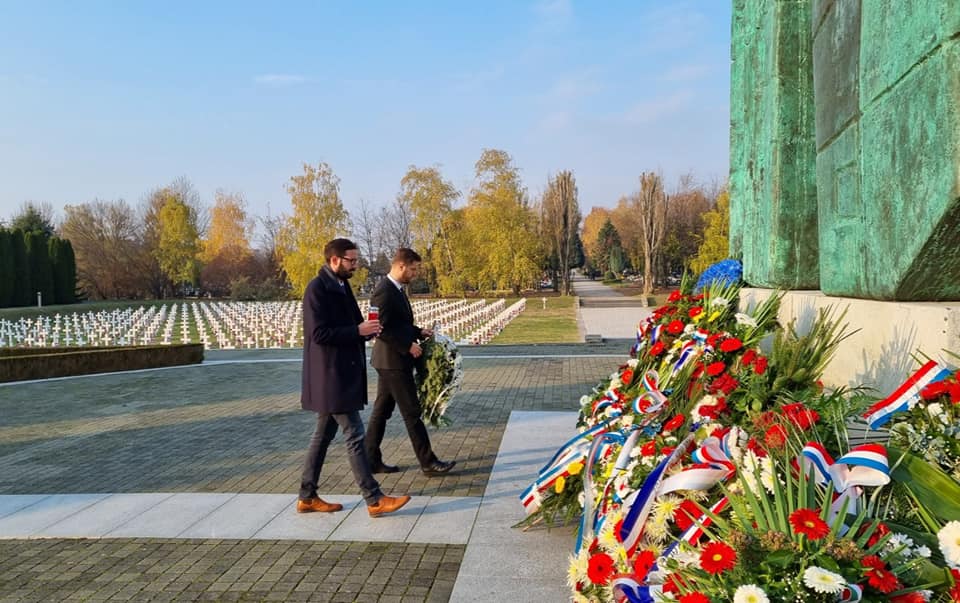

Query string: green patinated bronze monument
[730,0,960,301]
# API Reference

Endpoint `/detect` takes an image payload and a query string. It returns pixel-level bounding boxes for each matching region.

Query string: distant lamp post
[542,297,547,309]
[37,291,42,308]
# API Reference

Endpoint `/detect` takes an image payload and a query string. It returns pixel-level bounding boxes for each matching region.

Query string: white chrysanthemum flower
[567,551,589,590]
[733,584,769,603]
[803,566,846,594]
[683,323,696,334]
[915,544,932,558]
[620,414,635,428]
[759,455,778,493]
[937,521,960,567]
[711,296,730,307]
[627,358,639,368]
[734,312,758,327]
[667,545,699,568]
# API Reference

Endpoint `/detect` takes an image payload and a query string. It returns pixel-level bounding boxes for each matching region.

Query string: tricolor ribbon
[657,432,737,497]
[576,430,627,553]
[612,575,661,603]
[839,583,862,602]
[672,339,700,374]
[863,360,952,428]
[632,370,669,414]
[799,442,890,518]
[617,432,696,554]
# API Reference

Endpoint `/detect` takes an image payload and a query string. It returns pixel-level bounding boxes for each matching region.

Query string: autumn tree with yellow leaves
[278,162,350,297]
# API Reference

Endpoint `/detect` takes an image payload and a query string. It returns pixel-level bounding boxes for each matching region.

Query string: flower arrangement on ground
[415,333,463,428]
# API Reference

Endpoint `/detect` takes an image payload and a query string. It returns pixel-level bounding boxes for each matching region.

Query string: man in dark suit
[298,238,410,517]
[364,248,456,477]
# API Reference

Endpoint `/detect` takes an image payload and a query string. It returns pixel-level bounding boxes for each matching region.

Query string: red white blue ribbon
[612,575,661,603]
[799,442,890,519]
[863,360,952,429]
[632,370,669,414]
[576,430,626,553]
[839,583,862,602]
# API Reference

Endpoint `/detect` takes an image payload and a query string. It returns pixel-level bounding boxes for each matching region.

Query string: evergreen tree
[10,230,31,306]
[25,231,54,306]
[592,218,622,275]
[49,237,78,304]
[61,239,78,302]
[0,230,13,307]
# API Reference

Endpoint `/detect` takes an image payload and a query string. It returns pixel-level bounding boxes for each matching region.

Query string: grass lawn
[490,295,580,344]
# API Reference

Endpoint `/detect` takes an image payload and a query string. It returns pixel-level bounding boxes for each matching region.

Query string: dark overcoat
[370,277,422,371]
[300,265,368,414]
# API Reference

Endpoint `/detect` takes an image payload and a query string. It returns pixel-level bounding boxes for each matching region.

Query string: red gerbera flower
[649,341,666,356]
[668,290,683,302]
[621,369,634,384]
[678,593,711,603]
[688,306,704,319]
[699,541,737,574]
[949,568,960,601]
[706,361,726,376]
[863,559,901,593]
[719,337,742,353]
[754,356,768,375]
[789,508,830,540]
[663,413,685,432]
[587,552,615,585]
[633,549,656,580]
[667,319,685,334]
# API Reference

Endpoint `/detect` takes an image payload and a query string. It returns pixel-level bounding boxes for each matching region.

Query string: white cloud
[253,74,307,86]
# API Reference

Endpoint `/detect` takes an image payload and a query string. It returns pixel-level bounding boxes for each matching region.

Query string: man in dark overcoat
[364,247,456,477]
[298,238,410,517]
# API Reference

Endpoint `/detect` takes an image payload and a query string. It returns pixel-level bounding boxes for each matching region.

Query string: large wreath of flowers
[415,333,464,428]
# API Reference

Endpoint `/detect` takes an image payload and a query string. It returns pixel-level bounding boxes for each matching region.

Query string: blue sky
[0,1,731,227]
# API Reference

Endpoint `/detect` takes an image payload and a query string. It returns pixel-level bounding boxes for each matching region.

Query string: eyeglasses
[338,256,360,265]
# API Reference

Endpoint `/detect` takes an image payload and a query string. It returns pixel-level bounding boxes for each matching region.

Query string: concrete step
[578,297,650,308]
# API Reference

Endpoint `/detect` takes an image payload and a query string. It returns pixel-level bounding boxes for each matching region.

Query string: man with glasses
[297,238,411,517]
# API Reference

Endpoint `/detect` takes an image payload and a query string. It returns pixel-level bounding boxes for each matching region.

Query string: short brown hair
[392,247,421,265]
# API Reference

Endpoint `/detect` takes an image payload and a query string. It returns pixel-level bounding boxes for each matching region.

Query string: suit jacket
[300,265,368,414]
[370,277,422,371]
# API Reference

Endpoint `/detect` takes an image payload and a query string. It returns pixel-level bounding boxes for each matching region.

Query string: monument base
[740,288,960,394]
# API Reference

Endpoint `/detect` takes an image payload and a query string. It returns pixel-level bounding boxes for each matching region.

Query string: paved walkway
[571,275,651,340]
[0,344,624,602]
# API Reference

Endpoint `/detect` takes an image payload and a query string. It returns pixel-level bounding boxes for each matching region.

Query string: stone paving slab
[106,493,236,538]
[42,492,174,538]
[0,494,108,538]
[251,495,362,541]
[178,493,295,540]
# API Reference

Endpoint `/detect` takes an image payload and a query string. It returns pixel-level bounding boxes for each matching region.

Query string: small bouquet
[415,333,463,428]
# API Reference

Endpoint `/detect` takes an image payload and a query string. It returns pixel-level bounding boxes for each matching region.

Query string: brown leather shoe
[296,497,343,513]
[367,494,411,518]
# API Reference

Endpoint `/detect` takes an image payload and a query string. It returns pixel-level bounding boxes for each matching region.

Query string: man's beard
[335,265,354,279]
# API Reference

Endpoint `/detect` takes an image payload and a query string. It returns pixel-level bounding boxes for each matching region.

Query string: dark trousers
[300,411,382,505]
[365,368,437,468]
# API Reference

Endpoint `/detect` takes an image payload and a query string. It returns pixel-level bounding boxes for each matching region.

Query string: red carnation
[741,349,757,366]
[660,446,675,456]
[640,441,657,456]
[587,552,615,585]
[667,319,685,334]
[679,593,711,603]
[688,306,704,319]
[921,381,949,400]
[699,541,737,574]
[698,397,728,419]
[649,341,665,356]
[891,593,926,603]
[706,332,722,347]
[663,414,685,432]
[691,294,704,301]
[633,549,656,580]
[753,356,768,375]
[863,521,890,548]
[668,290,683,302]
[719,337,742,353]
[710,373,739,395]
[621,369,634,384]
[783,402,820,430]
[789,508,830,540]
[706,361,726,376]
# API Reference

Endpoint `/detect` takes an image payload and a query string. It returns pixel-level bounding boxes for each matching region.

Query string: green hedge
[0,344,204,383]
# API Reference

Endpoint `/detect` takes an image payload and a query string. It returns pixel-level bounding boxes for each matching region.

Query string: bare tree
[636,171,668,296]
[541,171,581,295]
[379,196,412,254]
[351,198,384,264]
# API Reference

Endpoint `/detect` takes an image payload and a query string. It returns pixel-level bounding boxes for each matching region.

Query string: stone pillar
[814,0,960,300]
[730,0,820,289]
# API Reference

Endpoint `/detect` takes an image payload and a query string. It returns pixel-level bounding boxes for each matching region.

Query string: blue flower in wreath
[694,259,742,292]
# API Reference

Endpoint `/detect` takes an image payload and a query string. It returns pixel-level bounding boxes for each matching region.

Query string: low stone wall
[741,288,960,393]
[0,344,204,383]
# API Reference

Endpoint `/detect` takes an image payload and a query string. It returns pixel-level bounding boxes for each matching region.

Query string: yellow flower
[708,310,722,322]
[555,475,566,493]
[567,461,584,475]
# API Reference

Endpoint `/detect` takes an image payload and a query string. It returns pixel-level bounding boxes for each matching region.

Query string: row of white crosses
[465,299,527,344]
[0,298,527,350]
